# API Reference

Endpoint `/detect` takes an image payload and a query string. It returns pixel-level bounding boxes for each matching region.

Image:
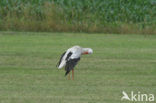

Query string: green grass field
[0,32,156,103]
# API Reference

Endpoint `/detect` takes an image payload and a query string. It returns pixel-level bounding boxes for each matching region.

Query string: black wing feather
[65,52,72,60]
[56,51,66,67]
[65,58,80,76]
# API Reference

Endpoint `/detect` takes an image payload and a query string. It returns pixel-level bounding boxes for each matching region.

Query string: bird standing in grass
[57,45,93,80]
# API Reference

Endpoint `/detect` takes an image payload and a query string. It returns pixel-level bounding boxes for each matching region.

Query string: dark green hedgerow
[0,0,156,34]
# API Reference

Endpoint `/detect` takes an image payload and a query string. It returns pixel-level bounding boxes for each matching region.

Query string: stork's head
[82,48,93,55]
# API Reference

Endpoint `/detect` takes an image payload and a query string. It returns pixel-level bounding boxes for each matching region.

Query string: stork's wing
[65,57,80,76]
[65,52,72,60]
[56,51,66,68]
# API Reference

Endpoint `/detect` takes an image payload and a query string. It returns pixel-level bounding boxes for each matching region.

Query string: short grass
[0,32,156,103]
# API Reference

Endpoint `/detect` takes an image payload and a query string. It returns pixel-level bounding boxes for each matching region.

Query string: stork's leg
[68,72,70,80]
[72,69,74,80]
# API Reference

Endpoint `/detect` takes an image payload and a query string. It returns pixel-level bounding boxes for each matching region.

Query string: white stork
[56,45,93,80]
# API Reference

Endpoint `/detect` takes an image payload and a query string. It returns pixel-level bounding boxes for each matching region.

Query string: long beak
[82,52,88,55]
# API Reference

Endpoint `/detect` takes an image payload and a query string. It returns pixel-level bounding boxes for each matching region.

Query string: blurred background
[0,0,156,34]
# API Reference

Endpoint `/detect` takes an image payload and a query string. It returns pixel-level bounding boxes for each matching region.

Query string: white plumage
[58,46,81,69]
[57,45,93,78]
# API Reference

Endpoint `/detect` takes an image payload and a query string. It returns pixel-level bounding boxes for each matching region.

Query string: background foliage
[0,0,156,34]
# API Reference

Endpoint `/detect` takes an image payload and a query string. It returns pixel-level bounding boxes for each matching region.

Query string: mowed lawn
[0,32,156,103]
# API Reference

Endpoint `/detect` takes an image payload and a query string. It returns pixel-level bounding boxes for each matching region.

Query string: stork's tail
[65,70,70,76]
